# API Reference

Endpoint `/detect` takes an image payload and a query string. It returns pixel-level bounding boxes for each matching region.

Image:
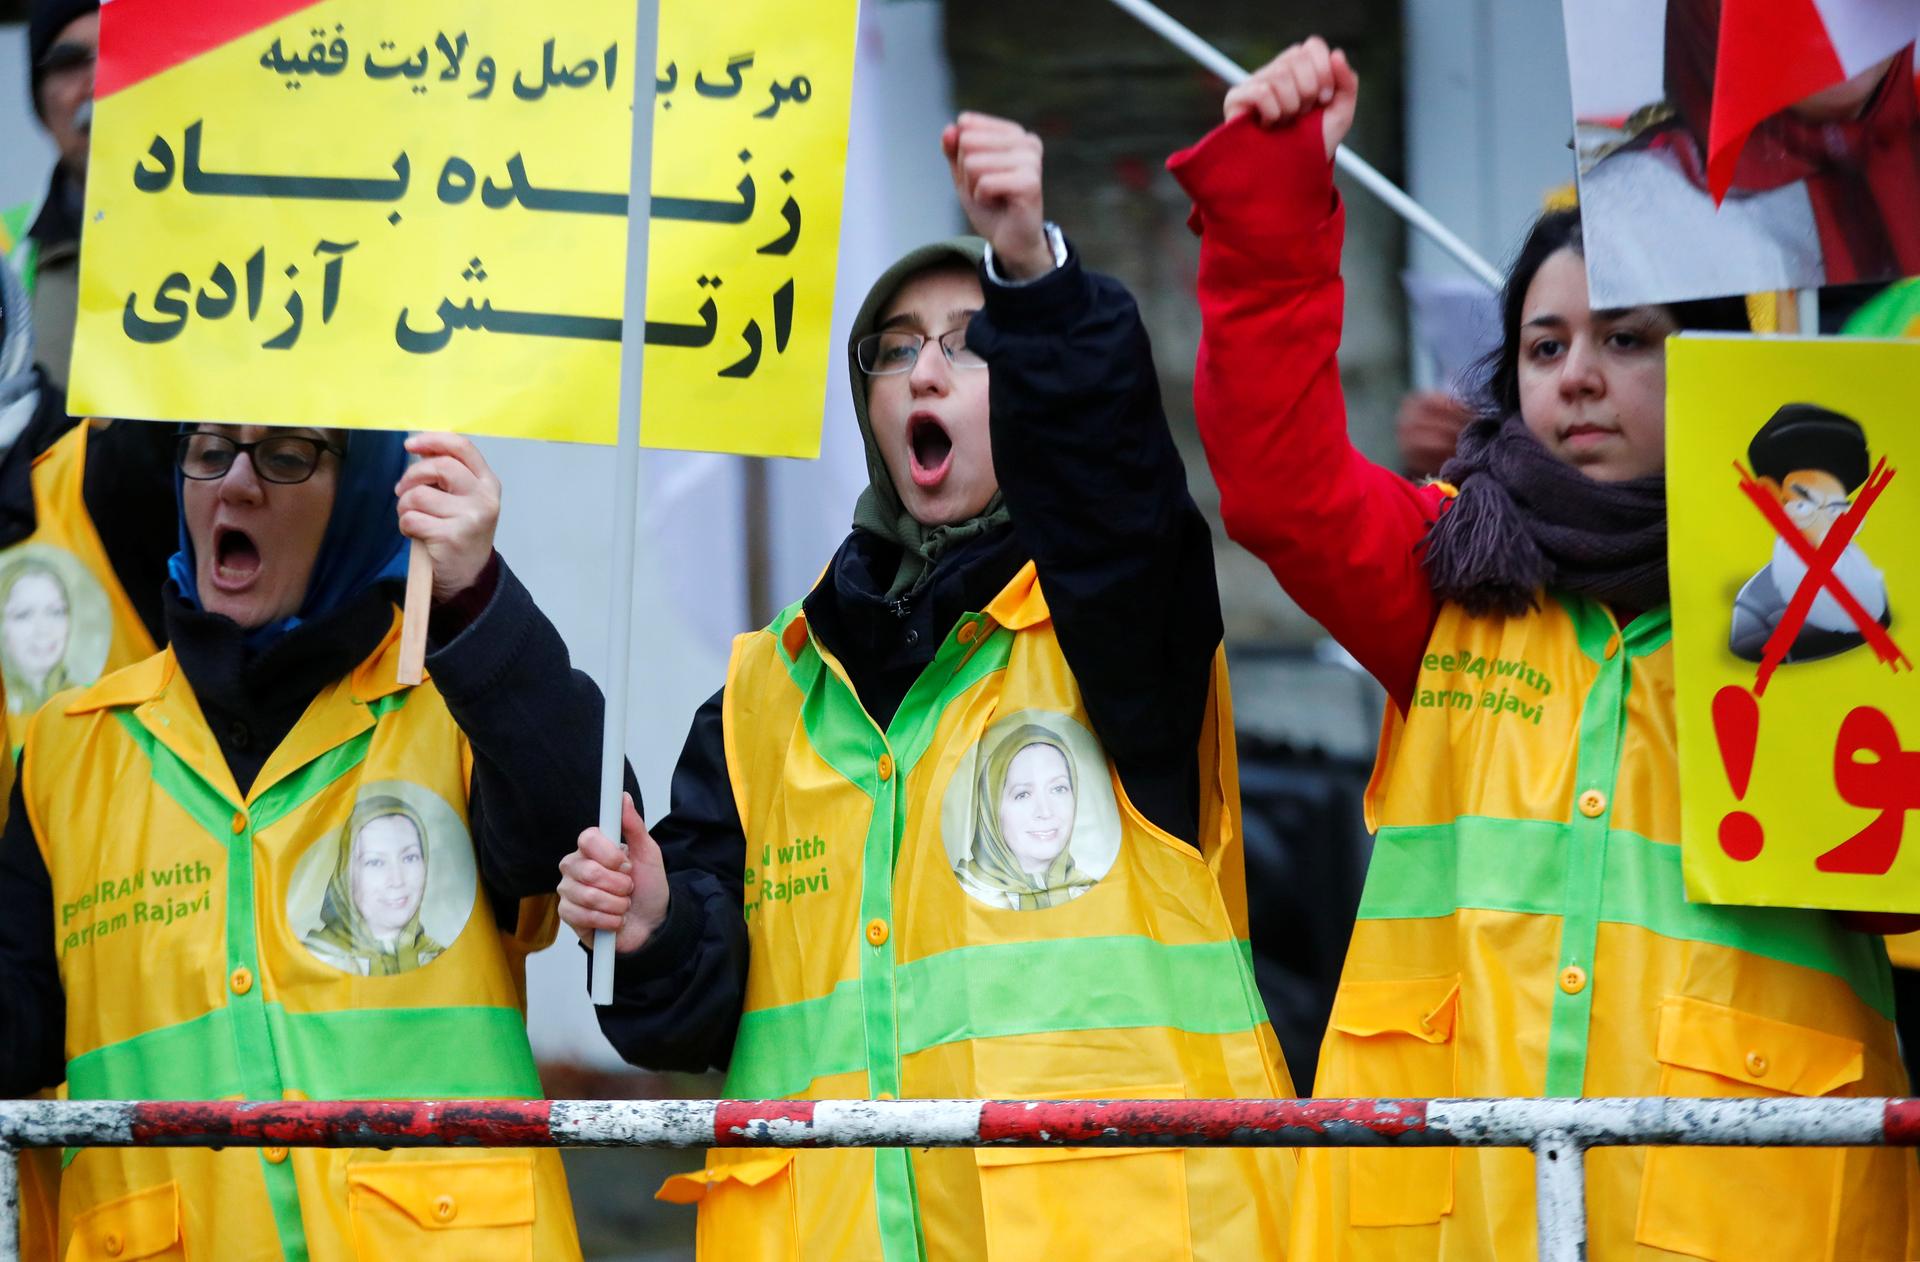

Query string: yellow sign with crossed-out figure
[71,0,856,457]
[1668,335,1920,912]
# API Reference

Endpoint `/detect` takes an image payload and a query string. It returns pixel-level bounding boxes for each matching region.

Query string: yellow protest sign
[1669,335,1920,912]
[71,0,855,456]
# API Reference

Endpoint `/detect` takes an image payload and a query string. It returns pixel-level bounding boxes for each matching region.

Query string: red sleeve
[1168,111,1445,712]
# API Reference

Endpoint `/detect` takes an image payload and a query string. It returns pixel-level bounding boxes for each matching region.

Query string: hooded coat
[590,239,1285,1260]
[596,238,1227,1069]
[599,231,1290,1252]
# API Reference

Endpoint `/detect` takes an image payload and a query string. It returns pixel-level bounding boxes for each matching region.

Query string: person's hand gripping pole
[559,792,671,958]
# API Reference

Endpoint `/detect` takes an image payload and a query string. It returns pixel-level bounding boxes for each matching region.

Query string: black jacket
[597,247,1225,1072]
[0,554,640,1095]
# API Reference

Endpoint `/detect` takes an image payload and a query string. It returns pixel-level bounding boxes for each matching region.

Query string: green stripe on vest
[726,936,1266,1100]
[66,1003,542,1101]
[1359,817,1894,1019]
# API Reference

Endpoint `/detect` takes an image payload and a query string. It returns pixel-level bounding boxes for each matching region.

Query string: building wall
[945,0,1409,650]
[1404,0,1578,286]
[0,26,55,216]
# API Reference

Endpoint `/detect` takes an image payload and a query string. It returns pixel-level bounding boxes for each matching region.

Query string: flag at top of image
[1704,0,1920,200]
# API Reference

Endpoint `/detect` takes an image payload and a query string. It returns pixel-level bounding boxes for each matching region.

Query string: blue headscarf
[167,428,412,647]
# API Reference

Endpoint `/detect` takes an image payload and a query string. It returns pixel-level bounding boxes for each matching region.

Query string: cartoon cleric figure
[1730,403,1892,664]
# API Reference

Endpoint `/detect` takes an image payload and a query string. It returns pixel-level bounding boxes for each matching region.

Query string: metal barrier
[4,1096,1916,1262]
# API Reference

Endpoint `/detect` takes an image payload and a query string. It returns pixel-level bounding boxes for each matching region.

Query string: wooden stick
[396,538,432,686]
[1775,290,1801,334]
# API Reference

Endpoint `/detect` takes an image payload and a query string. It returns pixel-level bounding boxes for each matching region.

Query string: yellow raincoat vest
[25,614,581,1262]
[5,422,155,1262]
[2,422,157,752]
[1293,593,1916,1261]
[661,562,1296,1261]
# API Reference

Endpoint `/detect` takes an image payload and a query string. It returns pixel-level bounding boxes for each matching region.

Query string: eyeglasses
[855,327,986,376]
[1784,493,1851,523]
[38,43,96,80]
[176,432,344,485]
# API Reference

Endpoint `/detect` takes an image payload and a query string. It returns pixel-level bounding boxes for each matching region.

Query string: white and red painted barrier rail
[5,1097,1917,1261]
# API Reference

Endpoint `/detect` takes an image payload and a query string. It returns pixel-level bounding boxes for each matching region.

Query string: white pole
[1796,288,1820,337]
[0,1147,16,1262]
[1531,1130,1589,1262]
[1104,0,1505,292]
[592,0,663,1005]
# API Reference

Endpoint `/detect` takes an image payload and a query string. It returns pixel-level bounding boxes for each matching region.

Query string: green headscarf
[957,723,1091,911]
[846,236,1014,601]
[306,794,444,976]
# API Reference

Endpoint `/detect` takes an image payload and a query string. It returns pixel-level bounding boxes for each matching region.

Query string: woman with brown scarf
[1169,35,1919,1260]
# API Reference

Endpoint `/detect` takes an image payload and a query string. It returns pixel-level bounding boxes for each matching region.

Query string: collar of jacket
[802,526,1022,656]
[140,582,401,790]
[82,591,408,714]
[786,535,1049,665]
[69,595,409,804]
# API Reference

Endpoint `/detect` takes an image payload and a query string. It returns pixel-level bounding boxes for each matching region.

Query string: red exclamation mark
[1713,684,1764,860]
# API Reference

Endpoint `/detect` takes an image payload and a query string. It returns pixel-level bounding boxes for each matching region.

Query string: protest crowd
[0,0,1918,1258]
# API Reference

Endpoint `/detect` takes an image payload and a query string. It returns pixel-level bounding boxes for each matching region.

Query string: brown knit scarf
[1421,414,1668,618]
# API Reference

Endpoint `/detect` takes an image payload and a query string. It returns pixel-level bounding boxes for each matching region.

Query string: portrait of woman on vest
[297,790,474,978]
[944,712,1122,911]
[0,421,631,1260]
[1171,38,1920,1259]
[0,257,175,757]
[0,545,113,719]
[557,111,1297,1259]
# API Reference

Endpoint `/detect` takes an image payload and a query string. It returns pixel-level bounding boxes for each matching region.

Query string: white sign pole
[592,0,663,1006]
[1105,0,1505,292]
[1796,289,1821,337]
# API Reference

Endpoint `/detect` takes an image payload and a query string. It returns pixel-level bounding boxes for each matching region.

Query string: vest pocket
[658,1150,800,1260]
[64,1180,182,1262]
[975,1144,1192,1261]
[1635,996,1863,1261]
[1322,976,1460,1228]
[346,1156,536,1261]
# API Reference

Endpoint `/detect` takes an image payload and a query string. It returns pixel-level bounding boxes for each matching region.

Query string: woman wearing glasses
[0,423,613,1260]
[554,113,1295,1260]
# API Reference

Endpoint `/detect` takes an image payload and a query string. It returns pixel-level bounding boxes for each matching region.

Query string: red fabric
[98,0,325,99]
[1166,112,1447,714]
[1705,0,1847,197]
[1660,0,1920,284]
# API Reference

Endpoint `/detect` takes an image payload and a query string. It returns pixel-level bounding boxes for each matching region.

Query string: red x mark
[1734,457,1910,697]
